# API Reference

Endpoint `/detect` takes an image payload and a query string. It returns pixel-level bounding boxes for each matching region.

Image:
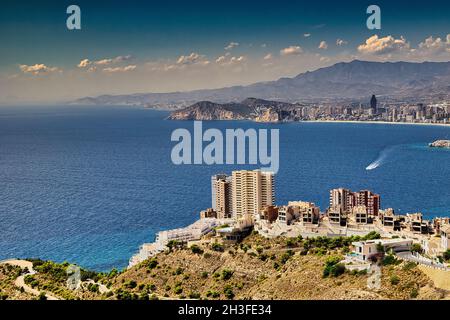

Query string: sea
[0,105,449,271]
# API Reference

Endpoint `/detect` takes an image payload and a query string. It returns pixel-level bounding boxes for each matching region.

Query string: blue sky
[0,0,449,103]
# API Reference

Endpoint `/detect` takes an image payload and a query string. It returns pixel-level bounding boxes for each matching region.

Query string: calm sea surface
[0,106,449,271]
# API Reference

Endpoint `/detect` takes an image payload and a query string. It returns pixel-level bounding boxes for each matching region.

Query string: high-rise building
[330,188,380,216]
[232,170,274,218]
[211,174,232,218]
[330,188,355,212]
[370,95,377,115]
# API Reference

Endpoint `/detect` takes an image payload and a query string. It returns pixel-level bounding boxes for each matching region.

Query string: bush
[442,249,450,261]
[201,271,208,278]
[411,243,423,253]
[221,269,234,280]
[87,283,99,293]
[223,285,234,300]
[174,267,184,275]
[390,275,400,285]
[124,280,137,289]
[206,290,220,298]
[382,255,399,266]
[280,250,294,264]
[212,242,224,252]
[146,258,158,270]
[174,286,183,294]
[362,231,381,240]
[188,292,201,299]
[323,255,345,278]
[286,238,297,248]
[190,245,204,254]
[38,292,47,300]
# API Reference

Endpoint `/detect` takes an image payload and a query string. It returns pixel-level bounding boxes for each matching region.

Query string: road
[1,259,60,300]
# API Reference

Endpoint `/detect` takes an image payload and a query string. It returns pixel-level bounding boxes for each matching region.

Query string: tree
[411,243,423,254]
[443,249,450,261]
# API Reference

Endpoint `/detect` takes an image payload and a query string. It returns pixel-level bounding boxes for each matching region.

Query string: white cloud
[176,52,204,65]
[102,65,137,73]
[77,59,91,68]
[215,55,227,63]
[336,39,348,46]
[225,42,239,50]
[303,33,311,38]
[318,41,328,50]
[416,35,450,56]
[280,46,303,56]
[19,64,60,75]
[263,53,273,60]
[357,35,410,55]
[216,55,246,66]
[78,55,133,69]
[419,36,446,52]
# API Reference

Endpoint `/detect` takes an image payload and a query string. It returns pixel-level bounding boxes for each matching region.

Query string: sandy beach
[307,120,450,128]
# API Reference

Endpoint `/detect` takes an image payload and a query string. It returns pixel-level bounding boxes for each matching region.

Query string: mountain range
[73,60,450,108]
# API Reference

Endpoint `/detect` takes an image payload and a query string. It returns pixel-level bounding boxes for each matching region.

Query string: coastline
[305,120,450,128]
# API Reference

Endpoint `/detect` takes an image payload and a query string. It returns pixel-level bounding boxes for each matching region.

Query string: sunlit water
[0,106,449,271]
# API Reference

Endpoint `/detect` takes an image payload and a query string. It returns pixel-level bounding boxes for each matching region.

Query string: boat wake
[365,146,398,171]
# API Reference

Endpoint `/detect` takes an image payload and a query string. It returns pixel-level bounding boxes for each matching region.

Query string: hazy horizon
[1,0,449,104]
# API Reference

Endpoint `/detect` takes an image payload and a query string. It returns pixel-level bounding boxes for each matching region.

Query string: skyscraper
[232,170,274,218]
[370,95,377,115]
[211,174,233,218]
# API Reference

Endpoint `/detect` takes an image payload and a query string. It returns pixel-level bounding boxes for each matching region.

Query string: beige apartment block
[232,170,274,218]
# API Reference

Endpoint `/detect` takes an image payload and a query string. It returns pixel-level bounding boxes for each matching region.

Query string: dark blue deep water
[1,106,449,271]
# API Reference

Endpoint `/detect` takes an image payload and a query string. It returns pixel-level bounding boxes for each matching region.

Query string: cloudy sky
[0,0,449,104]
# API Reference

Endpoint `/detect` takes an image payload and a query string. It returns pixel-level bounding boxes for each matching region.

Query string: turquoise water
[0,106,449,271]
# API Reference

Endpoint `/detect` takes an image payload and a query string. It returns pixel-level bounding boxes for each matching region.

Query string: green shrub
[280,250,294,264]
[146,258,158,270]
[390,275,400,285]
[382,255,399,266]
[87,283,99,293]
[124,280,137,289]
[190,245,204,254]
[212,243,224,252]
[323,255,345,278]
[174,286,183,294]
[442,249,450,261]
[188,292,201,299]
[223,285,234,300]
[221,269,234,280]
[411,243,423,253]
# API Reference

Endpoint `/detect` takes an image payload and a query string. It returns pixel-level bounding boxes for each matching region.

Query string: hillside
[167,98,297,122]
[73,60,450,108]
[1,234,448,300]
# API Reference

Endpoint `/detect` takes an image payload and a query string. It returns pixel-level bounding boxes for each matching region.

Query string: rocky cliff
[168,98,299,123]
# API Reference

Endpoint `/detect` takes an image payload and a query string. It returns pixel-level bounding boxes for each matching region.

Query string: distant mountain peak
[73,60,450,108]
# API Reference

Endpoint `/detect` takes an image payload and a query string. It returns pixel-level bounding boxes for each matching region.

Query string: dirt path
[1,259,60,300]
[367,264,381,290]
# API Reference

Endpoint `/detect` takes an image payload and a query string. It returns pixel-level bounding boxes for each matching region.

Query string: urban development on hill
[2,169,449,300]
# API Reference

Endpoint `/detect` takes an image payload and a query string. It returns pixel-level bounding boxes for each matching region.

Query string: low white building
[128,218,221,268]
[351,238,413,261]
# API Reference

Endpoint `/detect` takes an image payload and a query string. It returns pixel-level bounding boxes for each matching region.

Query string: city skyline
[0,0,450,104]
